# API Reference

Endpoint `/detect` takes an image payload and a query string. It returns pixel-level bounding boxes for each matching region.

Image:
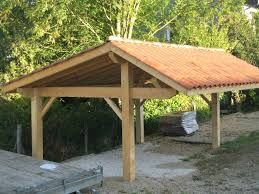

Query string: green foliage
[222,131,259,151]
[43,98,122,161]
[143,94,210,130]
[0,0,258,160]
[0,95,30,151]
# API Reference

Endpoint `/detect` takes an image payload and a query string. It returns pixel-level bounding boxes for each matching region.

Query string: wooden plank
[211,93,220,148]
[31,89,43,160]
[104,98,122,120]
[121,62,135,181]
[2,43,111,93]
[0,150,103,194]
[18,87,177,99]
[41,97,56,118]
[36,87,121,98]
[135,99,144,144]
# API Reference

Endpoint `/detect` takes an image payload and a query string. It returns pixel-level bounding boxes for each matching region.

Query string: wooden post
[211,93,220,148]
[135,99,144,144]
[16,124,24,154]
[31,89,43,160]
[121,62,135,181]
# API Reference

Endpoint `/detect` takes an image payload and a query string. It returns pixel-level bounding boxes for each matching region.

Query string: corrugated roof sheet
[2,36,259,94]
[109,37,259,90]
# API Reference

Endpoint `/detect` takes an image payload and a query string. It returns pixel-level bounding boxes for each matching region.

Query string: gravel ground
[65,142,195,178]
[173,111,259,143]
[64,111,259,193]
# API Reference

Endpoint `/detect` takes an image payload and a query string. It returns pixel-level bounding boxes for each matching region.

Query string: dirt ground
[77,111,259,194]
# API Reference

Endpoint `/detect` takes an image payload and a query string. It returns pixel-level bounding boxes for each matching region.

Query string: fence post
[16,124,24,154]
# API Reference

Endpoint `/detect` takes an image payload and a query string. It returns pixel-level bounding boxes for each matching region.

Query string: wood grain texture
[31,89,43,160]
[135,99,144,144]
[121,62,135,181]
[211,93,220,148]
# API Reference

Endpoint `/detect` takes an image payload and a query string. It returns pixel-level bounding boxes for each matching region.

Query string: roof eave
[186,83,259,96]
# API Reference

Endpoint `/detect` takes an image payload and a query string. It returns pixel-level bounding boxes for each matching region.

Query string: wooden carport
[2,36,259,181]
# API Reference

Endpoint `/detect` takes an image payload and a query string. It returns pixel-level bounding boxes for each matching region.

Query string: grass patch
[194,131,259,179]
[221,131,259,151]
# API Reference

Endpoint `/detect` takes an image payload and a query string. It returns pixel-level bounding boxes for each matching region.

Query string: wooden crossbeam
[41,97,56,118]
[18,87,177,99]
[104,98,122,120]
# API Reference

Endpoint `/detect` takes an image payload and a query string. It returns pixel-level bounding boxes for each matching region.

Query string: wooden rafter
[104,98,122,120]
[2,43,111,93]
[111,47,187,92]
[108,52,125,64]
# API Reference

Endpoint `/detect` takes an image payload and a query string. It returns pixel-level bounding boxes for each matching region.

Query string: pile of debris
[159,111,199,136]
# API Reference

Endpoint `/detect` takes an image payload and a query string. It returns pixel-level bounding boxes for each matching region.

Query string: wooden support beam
[145,77,161,88]
[135,99,144,144]
[121,62,135,181]
[18,87,177,99]
[31,89,43,160]
[41,97,56,118]
[104,98,122,120]
[140,99,146,106]
[211,93,220,149]
[200,94,211,107]
[108,52,125,64]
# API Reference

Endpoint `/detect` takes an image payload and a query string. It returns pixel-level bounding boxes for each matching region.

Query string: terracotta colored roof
[2,36,259,94]
[109,37,259,91]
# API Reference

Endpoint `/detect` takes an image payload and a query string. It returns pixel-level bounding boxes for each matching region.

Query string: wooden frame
[3,39,257,182]
[104,98,122,119]
[41,97,56,118]
[2,43,111,93]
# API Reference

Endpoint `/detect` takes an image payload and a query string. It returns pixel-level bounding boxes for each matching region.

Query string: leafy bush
[143,93,210,130]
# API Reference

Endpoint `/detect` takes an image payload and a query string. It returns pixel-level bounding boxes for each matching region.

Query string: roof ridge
[108,36,225,52]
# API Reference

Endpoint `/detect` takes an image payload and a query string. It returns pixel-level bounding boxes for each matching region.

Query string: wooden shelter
[2,36,259,181]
